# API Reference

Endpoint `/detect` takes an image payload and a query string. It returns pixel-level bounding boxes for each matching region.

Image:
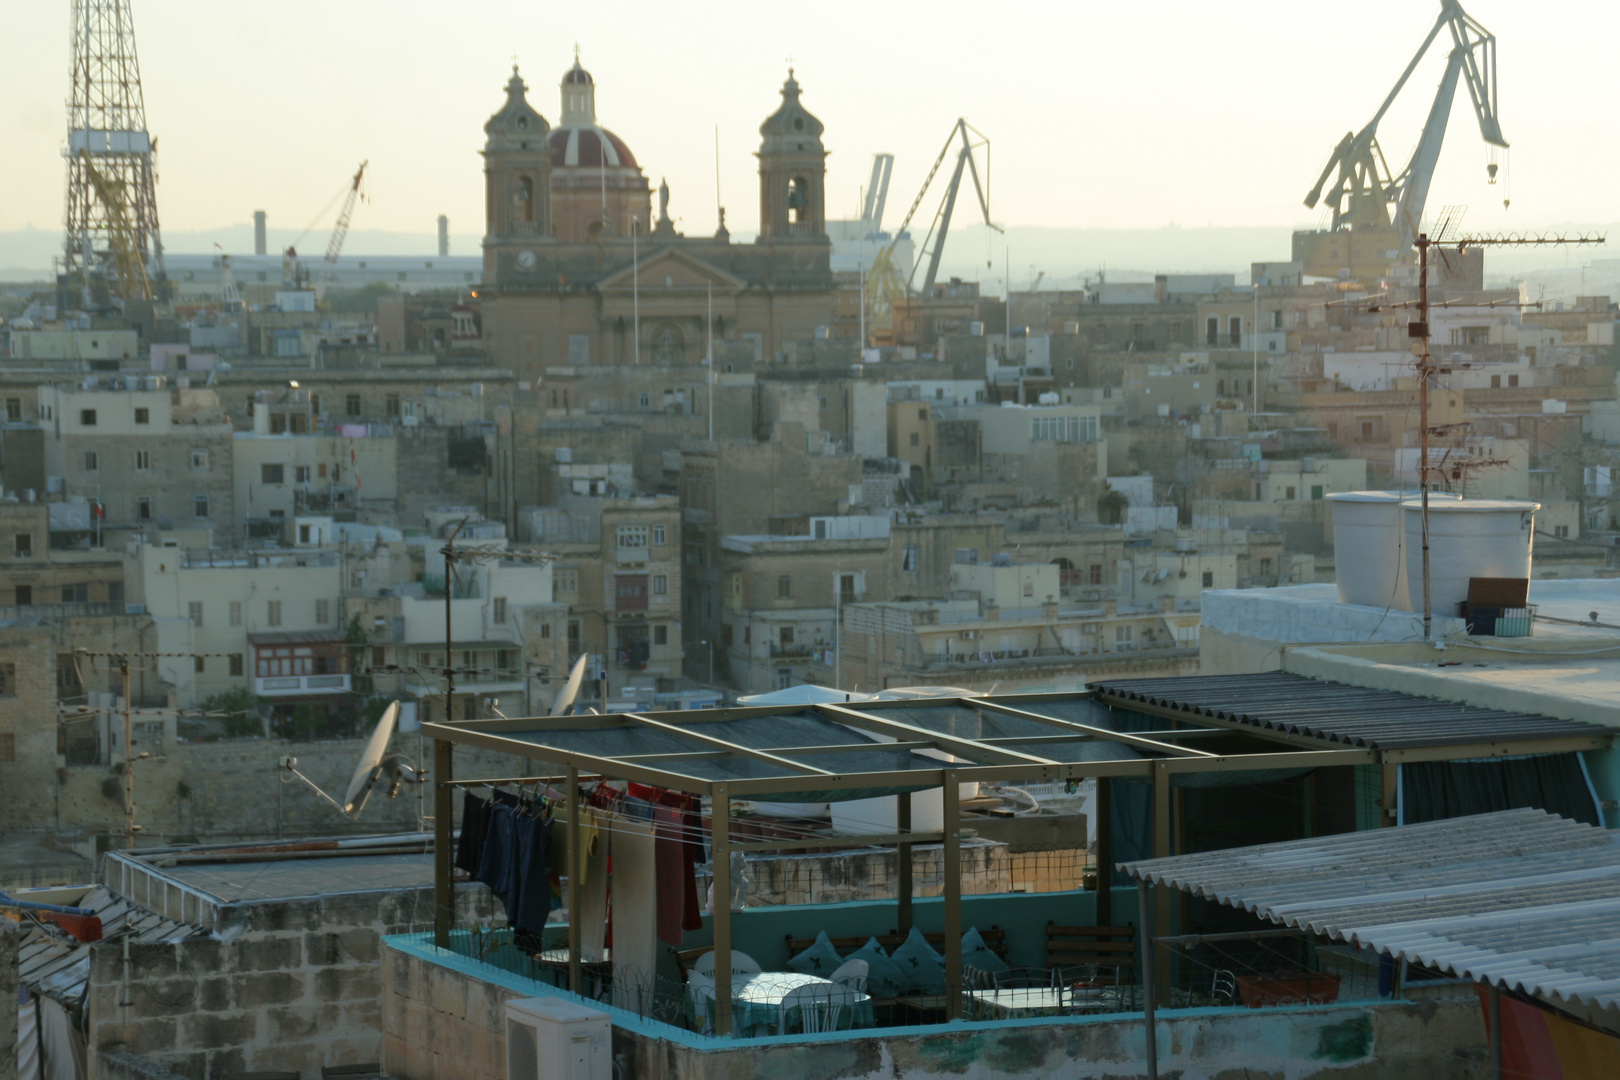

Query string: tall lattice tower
[62,0,167,309]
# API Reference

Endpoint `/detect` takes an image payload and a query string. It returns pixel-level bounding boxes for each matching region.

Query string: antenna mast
[62,0,167,311]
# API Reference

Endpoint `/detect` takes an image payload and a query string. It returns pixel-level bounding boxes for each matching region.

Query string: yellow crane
[77,150,152,303]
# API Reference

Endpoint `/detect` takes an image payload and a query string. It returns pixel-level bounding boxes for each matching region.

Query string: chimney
[437,215,449,258]
[1158,595,1175,614]
[253,210,267,256]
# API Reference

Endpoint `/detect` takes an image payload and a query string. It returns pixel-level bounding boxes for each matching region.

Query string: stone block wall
[86,886,497,1080]
[382,935,1490,1080]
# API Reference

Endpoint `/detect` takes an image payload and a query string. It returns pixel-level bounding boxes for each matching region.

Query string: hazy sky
[3,0,1616,248]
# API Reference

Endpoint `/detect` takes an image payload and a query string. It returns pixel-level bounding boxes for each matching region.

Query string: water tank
[1401,499,1538,618]
[1328,490,1461,610]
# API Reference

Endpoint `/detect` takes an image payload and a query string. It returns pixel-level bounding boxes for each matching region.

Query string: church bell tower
[483,66,553,266]
[756,70,827,241]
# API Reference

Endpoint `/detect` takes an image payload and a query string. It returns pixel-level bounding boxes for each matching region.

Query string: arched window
[514,176,535,223]
[787,177,808,223]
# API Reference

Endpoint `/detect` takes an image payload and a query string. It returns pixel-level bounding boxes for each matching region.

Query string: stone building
[476,62,838,383]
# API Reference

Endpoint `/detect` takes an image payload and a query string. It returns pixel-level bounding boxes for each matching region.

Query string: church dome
[549,125,638,169]
[551,57,638,169]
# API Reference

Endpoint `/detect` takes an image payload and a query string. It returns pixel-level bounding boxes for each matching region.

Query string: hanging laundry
[454,792,492,874]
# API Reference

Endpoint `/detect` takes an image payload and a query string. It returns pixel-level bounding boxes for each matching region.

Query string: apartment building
[38,380,236,539]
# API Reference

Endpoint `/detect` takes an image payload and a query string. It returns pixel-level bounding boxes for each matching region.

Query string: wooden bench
[784,926,1009,963]
[1045,923,1136,979]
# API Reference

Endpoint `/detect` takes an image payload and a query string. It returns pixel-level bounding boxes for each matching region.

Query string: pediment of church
[597,246,747,294]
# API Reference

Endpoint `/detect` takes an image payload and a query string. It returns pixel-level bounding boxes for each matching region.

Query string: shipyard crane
[214,243,245,313]
[860,153,894,235]
[1296,0,1506,282]
[865,120,999,331]
[77,150,152,305]
[318,160,368,296]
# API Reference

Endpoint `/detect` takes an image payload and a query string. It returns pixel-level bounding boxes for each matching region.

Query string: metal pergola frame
[425,691,1395,1036]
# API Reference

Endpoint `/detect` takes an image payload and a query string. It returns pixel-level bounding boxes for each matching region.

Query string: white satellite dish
[551,654,589,716]
[343,700,400,817]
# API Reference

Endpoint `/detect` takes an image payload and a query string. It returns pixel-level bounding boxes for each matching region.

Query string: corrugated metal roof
[1120,808,1620,1018]
[17,886,207,1007]
[1088,672,1609,750]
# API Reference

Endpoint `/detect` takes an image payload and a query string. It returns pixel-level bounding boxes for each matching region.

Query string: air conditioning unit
[959,630,978,640]
[505,997,610,1080]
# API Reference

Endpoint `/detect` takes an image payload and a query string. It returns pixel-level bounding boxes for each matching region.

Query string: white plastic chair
[829,958,868,994]
[692,948,762,979]
[780,982,854,1034]
[686,973,716,1035]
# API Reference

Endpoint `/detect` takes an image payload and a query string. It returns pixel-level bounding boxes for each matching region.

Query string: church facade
[478,61,839,385]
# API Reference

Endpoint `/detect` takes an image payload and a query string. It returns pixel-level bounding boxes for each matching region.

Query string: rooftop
[1120,808,1620,1025]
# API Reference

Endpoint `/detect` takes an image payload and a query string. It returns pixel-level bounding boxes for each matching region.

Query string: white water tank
[1328,490,1460,611]
[1400,499,1538,619]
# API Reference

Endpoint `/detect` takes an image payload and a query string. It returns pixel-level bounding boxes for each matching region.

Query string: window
[539,623,551,639]
[653,625,668,646]
[910,433,920,447]
[1202,571,1214,587]
[919,407,929,419]
[1115,625,1133,644]
[0,733,14,762]
[569,334,590,364]
[779,626,795,646]
[639,393,651,408]
[0,663,12,696]
[653,575,667,595]
[315,599,330,624]
[902,545,918,571]
[13,586,29,605]
[1508,374,1520,388]
[298,524,312,544]
[777,574,792,599]
[80,409,97,426]
[134,407,150,424]
[84,451,99,472]
[615,575,649,612]
[13,534,31,559]
[109,582,123,603]
[1023,580,1035,598]
[188,602,204,628]
[346,394,362,416]
[553,569,577,598]
[4,398,19,422]
[194,495,210,518]
[191,448,209,469]
[492,597,507,624]
[956,548,979,566]
[1311,485,1324,500]
[1555,524,1570,539]
[1285,486,1296,500]
[1089,564,1103,585]
[838,572,858,603]
[1270,309,1283,330]
[267,600,282,627]
[229,601,242,628]
[350,570,367,589]
[385,393,401,417]
[136,497,151,520]
[1205,317,1219,346]
[195,654,206,673]
[652,524,667,546]
[294,465,311,483]
[262,464,284,484]
[1031,416,1098,442]
[727,574,742,599]
[1228,316,1242,345]
[616,526,648,548]
[135,450,151,471]
[61,584,89,603]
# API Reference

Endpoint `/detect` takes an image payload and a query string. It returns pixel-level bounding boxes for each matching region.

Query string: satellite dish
[550,655,589,716]
[343,701,400,817]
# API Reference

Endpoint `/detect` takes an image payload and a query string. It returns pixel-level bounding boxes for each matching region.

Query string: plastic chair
[780,983,853,1034]
[692,948,762,979]
[829,958,868,994]
[685,973,716,1035]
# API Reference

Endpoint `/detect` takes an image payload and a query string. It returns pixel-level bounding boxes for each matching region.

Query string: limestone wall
[86,886,496,1080]
[381,936,1489,1080]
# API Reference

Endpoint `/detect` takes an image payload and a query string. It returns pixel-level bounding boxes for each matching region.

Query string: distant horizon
[2,220,1614,292]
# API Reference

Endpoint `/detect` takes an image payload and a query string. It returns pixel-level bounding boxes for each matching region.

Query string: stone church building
[478,59,838,384]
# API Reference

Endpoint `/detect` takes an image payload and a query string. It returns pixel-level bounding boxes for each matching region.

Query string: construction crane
[1296,0,1507,282]
[214,243,245,313]
[860,153,894,236]
[865,120,1000,330]
[318,160,368,297]
[77,150,152,305]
